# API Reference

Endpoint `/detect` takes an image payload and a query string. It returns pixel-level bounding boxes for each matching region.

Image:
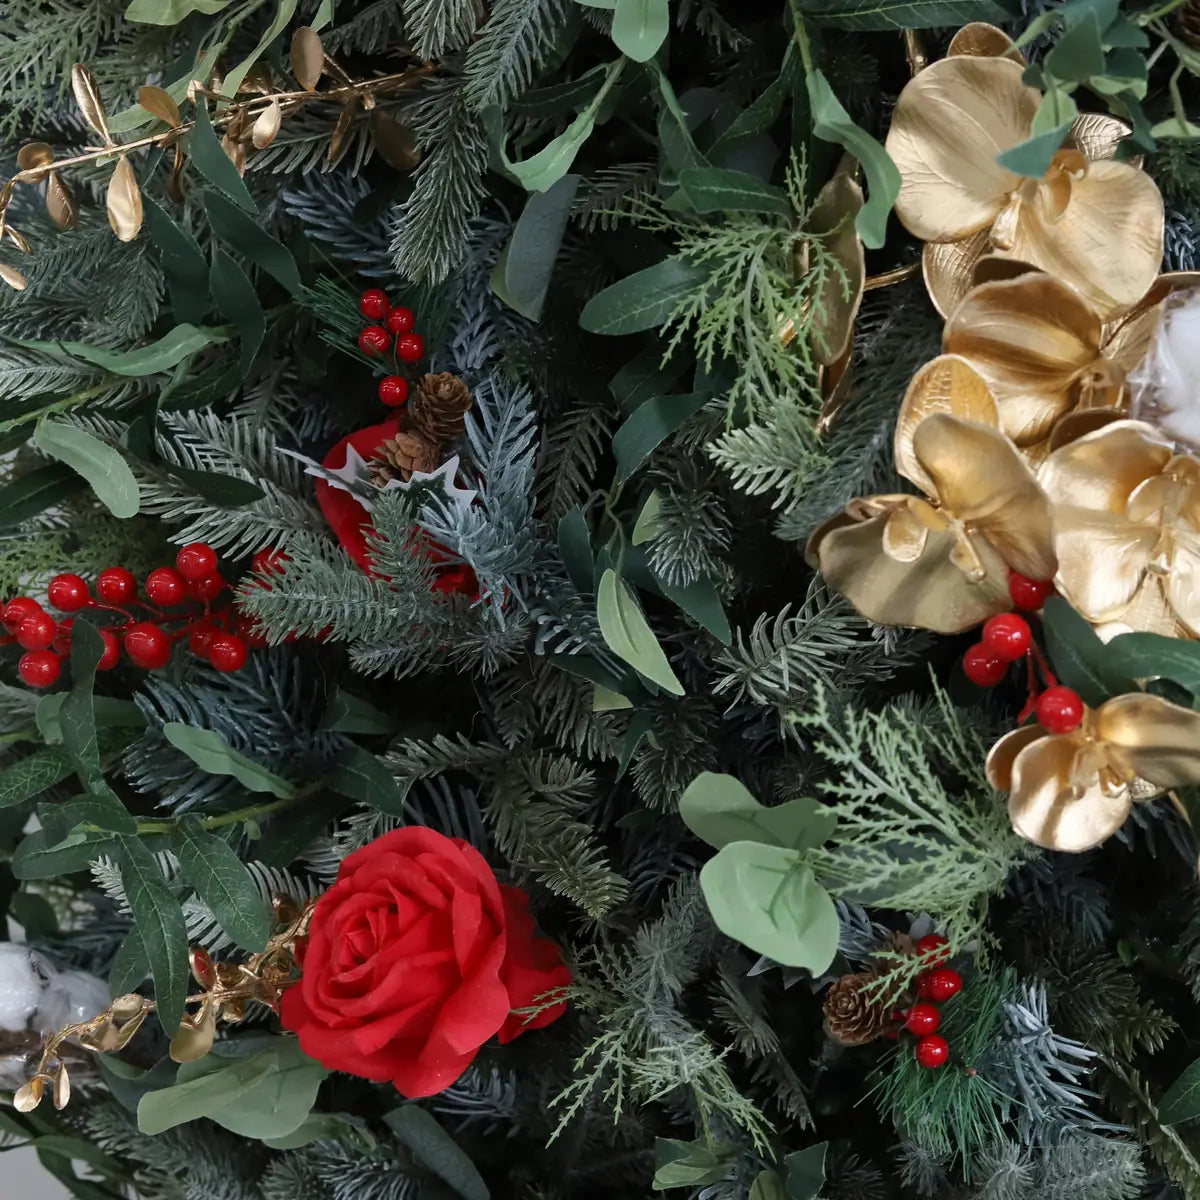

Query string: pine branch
[464,0,571,111]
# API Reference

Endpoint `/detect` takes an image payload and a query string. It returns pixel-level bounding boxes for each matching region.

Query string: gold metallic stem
[864,262,921,291]
[904,30,929,75]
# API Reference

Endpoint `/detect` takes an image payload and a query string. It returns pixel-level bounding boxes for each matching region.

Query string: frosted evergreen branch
[463,0,570,111]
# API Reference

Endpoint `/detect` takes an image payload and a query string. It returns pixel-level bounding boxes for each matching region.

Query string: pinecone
[823,970,892,1046]
[369,430,440,485]
[408,372,472,448]
[1180,0,1200,45]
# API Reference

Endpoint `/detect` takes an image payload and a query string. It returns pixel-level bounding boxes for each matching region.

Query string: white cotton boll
[1129,288,1200,448]
[39,968,110,1029]
[0,943,110,1033]
[0,945,47,1032]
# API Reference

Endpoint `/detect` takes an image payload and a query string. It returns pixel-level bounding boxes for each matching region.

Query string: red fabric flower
[280,827,570,1098]
[314,419,476,596]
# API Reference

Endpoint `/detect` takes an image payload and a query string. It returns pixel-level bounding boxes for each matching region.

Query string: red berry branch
[885,934,964,1070]
[3,543,268,689]
[357,288,425,409]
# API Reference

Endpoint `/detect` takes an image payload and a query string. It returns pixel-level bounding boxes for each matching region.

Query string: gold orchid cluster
[807,24,1200,855]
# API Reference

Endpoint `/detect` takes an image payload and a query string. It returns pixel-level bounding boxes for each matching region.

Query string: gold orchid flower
[987,693,1200,851]
[884,51,1164,320]
[808,356,1055,632]
[1038,420,1200,638]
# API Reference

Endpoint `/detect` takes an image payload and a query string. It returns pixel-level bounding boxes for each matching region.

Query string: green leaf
[784,1144,827,1200]
[167,465,266,506]
[699,841,839,971]
[40,794,136,842]
[750,1171,787,1200]
[612,392,710,481]
[34,420,139,518]
[597,569,685,696]
[558,507,596,594]
[12,323,227,376]
[1160,1057,1200,1124]
[321,690,397,735]
[492,175,580,320]
[611,0,669,62]
[173,816,271,951]
[996,96,1075,177]
[806,68,900,249]
[37,693,67,744]
[255,794,350,868]
[0,746,73,807]
[205,189,302,294]
[109,926,148,995]
[143,197,210,326]
[657,574,731,644]
[1106,633,1200,694]
[189,104,256,213]
[594,684,634,712]
[117,834,189,1033]
[652,1138,732,1189]
[632,490,666,546]
[125,0,231,21]
[161,723,297,797]
[210,249,264,378]
[10,892,59,940]
[794,0,1009,29]
[1044,11,1105,81]
[12,828,116,878]
[0,464,86,529]
[580,259,710,335]
[609,344,688,411]
[680,772,835,851]
[60,621,109,790]
[263,1112,374,1150]
[218,0,299,106]
[384,1106,490,1200]
[677,168,792,216]
[1042,596,1134,706]
[326,746,405,815]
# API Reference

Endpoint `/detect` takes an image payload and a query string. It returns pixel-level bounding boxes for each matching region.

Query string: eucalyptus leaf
[161,723,296,798]
[492,175,580,320]
[597,569,685,696]
[125,0,232,21]
[558,507,595,594]
[384,1106,490,1200]
[657,574,731,644]
[12,323,227,376]
[632,490,666,546]
[0,463,87,529]
[580,260,710,335]
[680,772,835,851]
[34,421,139,518]
[611,0,669,62]
[612,392,710,481]
[1042,597,1134,706]
[784,1143,827,1200]
[652,1138,732,1189]
[326,745,405,815]
[677,167,792,216]
[210,249,264,378]
[795,0,1009,29]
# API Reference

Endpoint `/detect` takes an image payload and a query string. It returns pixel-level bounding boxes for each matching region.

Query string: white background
[2,1144,70,1194]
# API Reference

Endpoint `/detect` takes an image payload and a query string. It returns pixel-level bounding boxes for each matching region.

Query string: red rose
[280,827,570,1098]
[314,419,477,596]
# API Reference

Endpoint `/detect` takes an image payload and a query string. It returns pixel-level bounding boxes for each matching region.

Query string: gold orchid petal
[1103,270,1200,369]
[804,496,908,568]
[886,56,1038,243]
[1007,159,1165,320]
[1047,407,1124,451]
[971,253,1040,288]
[1097,692,1200,791]
[1166,532,1200,636]
[911,413,1056,580]
[1126,473,1175,525]
[882,504,931,562]
[1038,419,1173,512]
[986,724,1044,792]
[943,275,1102,446]
[1007,732,1132,851]
[1067,112,1131,163]
[815,510,1009,632]
[948,22,1025,61]
[810,171,866,367]
[923,229,992,319]
[1052,505,1156,622]
[895,355,998,493]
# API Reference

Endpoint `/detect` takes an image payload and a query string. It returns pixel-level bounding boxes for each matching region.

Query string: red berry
[359,325,391,356]
[905,1002,942,1037]
[378,375,410,407]
[916,934,951,968]
[252,548,288,576]
[1036,685,1085,735]
[919,968,963,1003]
[96,567,137,605]
[185,574,225,603]
[47,574,90,612]
[234,613,269,649]
[962,643,1007,688]
[359,288,389,320]
[981,613,1031,662]
[18,650,61,689]
[124,622,171,669]
[385,306,414,335]
[1008,571,1053,611]
[175,543,218,582]
[395,332,423,363]
[17,610,57,651]
[97,629,121,671]
[145,567,187,607]
[208,633,248,672]
[189,623,217,659]
[3,596,42,630]
[915,1034,950,1069]
[52,618,74,655]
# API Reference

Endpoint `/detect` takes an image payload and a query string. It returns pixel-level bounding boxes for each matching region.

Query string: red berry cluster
[893,935,963,1069]
[357,288,424,409]
[5,544,267,689]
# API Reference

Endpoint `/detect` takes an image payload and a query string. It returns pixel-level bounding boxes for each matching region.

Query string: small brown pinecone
[823,970,892,1046]
[1180,0,1200,45]
[369,430,440,484]
[408,372,472,447]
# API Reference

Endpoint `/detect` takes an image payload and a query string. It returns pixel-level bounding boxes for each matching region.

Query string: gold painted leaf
[1068,112,1130,163]
[16,141,54,170]
[169,1005,216,1063]
[46,171,77,230]
[112,1008,149,1050]
[221,131,248,174]
[106,156,143,241]
[808,170,865,368]
[5,225,31,253]
[13,1077,43,1112]
[370,109,420,171]
[948,22,1025,61]
[292,26,325,91]
[110,993,148,1019]
[168,145,187,203]
[139,84,182,127]
[0,263,28,290]
[328,97,359,164]
[252,98,283,149]
[71,63,111,142]
[53,1065,71,1111]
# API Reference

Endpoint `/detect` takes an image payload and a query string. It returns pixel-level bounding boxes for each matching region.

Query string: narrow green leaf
[492,175,580,320]
[109,925,148,995]
[173,816,271,951]
[996,122,1074,177]
[384,1106,490,1200]
[60,621,108,790]
[506,111,598,192]
[167,466,266,506]
[125,0,232,21]
[326,746,405,815]
[0,746,74,807]
[1044,11,1105,81]
[40,794,136,841]
[806,68,900,249]
[12,323,227,376]
[219,0,299,102]
[680,772,835,851]
[137,1055,275,1135]
[210,249,264,378]
[34,420,139,518]
[143,196,210,325]
[12,828,116,879]
[255,794,350,868]
[1106,633,1200,694]
[609,345,688,412]
[750,1171,788,1200]
[784,1143,827,1200]
[632,490,666,546]
[677,167,792,216]
[205,189,302,293]
[699,841,839,971]
[117,834,189,1033]
[611,0,669,62]
[189,104,256,213]
[581,260,710,336]
[795,0,1009,30]
[1042,596,1134,706]
[652,1138,732,1189]
[321,690,397,735]
[613,392,710,481]
[558,507,595,594]
[1161,1057,1200,1124]
[0,464,86,529]
[597,569,685,695]
[658,574,731,644]
[161,723,296,798]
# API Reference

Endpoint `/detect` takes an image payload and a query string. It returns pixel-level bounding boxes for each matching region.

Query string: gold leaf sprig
[14,893,315,1114]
